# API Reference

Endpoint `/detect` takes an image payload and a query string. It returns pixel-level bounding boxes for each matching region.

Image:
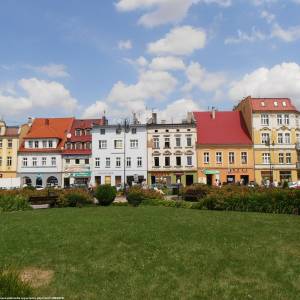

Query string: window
[85,159,89,165]
[100,129,105,135]
[32,157,37,166]
[283,101,287,107]
[279,153,284,164]
[274,101,278,107]
[286,153,291,164]
[187,156,192,166]
[7,139,12,148]
[114,140,123,149]
[0,157,2,166]
[48,140,53,148]
[297,133,300,144]
[75,143,82,150]
[126,157,131,167]
[131,128,137,134]
[51,157,56,166]
[22,157,28,167]
[261,114,269,125]
[204,152,210,164]
[261,133,270,144]
[106,157,111,168]
[176,156,181,167]
[116,157,121,168]
[28,141,33,148]
[262,153,270,164]
[153,138,160,149]
[116,128,121,135]
[277,133,283,144]
[175,137,181,147]
[95,158,100,168]
[241,152,247,164]
[75,129,81,136]
[186,136,192,147]
[86,142,91,150]
[229,152,235,164]
[165,156,170,167]
[7,156,12,166]
[66,158,70,164]
[43,140,47,148]
[284,114,290,125]
[137,157,142,167]
[284,133,290,144]
[154,157,159,167]
[85,129,91,136]
[130,139,138,149]
[75,159,80,165]
[277,114,282,125]
[216,152,222,164]
[0,139,2,148]
[99,140,107,149]
[164,137,170,148]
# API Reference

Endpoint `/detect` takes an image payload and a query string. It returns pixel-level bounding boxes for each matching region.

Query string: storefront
[64,171,91,187]
[148,171,197,186]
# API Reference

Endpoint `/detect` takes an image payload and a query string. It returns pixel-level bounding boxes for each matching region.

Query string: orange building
[193,110,254,185]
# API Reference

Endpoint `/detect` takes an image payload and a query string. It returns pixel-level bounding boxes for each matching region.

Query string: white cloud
[260,10,275,23]
[229,62,300,107]
[25,64,70,78]
[118,39,133,50]
[183,62,226,92]
[225,27,267,44]
[148,26,206,56]
[271,23,300,42]
[115,0,231,27]
[82,101,108,118]
[149,56,185,71]
[0,78,78,118]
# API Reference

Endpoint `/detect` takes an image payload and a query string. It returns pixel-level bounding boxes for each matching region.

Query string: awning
[204,170,220,175]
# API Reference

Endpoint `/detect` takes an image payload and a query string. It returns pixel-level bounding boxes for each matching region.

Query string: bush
[0,269,33,297]
[182,184,212,202]
[57,189,93,207]
[127,190,144,207]
[0,195,32,213]
[95,185,117,206]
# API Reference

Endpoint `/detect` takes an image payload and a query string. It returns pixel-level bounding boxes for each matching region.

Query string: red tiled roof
[193,111,252,145]
[249,97,298,112]
[63,149,92,155]
[4,127,19,137]
[19,117,74,153]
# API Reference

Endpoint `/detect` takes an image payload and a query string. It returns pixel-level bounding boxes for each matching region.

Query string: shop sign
[71,172,91,178]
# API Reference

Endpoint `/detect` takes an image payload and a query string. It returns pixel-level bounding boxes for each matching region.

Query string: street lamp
[117,118,130,194]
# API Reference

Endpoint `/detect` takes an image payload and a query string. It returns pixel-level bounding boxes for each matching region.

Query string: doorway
[206,174,213,185]
[227,175,235,184]
[240,175,249,185]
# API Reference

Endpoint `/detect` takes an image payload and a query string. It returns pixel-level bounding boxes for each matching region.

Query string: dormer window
[86,129,91,136]
[261,101,265,107]
[100,129,105,135]
[48,140,53,148]
[274,101,278,107]
[283,101,287,107]
[34,141,39,148]
[75,129,81,136]
[28,141,33,148]
[76,142,82,150]
[66,143,71,150]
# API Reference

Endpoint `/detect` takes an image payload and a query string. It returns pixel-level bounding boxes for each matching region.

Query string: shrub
[0,269,33,297]
[0,195,32,213]
[57,189,93,207]
[182,184,211,202]
[127,190,144,207]
[95,185,117,206]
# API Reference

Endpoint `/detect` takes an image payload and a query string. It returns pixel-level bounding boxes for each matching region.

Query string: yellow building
[0,120,29,178]
[193,111,255,185]
[235,97,300,184]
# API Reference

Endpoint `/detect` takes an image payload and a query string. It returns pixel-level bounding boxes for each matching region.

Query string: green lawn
[1,207,300,299]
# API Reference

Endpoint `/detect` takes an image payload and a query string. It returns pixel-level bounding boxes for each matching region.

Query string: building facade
[0,120,29,179]
[91,121,147,187]
[62,119,102,187]
[193,110,254,185]
[147,113,197,186]
[235,97,300,184]
[17,118,74,187]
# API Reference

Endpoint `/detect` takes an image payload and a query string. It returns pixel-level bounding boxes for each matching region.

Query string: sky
[1,0,300,125]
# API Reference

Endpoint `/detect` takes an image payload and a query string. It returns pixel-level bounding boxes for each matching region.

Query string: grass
[0,207,300,299]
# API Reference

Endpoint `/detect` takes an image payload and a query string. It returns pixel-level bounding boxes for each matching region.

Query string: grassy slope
[0,207,300,300]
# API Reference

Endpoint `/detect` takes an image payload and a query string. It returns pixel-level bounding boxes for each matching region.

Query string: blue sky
[1,0,300,124]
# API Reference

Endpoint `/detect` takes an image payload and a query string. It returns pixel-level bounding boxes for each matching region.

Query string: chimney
[28,117,33,126]
[211,107,216,120]
[45,119,50,126]
[133,112,139,125]
[152,113,157,124]
[187,112,194,123]
[102,115,108,125]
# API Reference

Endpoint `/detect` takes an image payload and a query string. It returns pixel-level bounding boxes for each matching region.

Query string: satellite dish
[67,133,72,139]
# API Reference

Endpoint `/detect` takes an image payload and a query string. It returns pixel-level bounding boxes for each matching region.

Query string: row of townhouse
[0,97,299,188]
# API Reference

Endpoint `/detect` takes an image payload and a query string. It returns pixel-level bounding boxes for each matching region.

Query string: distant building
[147,113,197,186]
[17,118,74,187]
[193,109,254,185]
[235,97,300,184]
[62,118,103,187]
[91,118,147,187]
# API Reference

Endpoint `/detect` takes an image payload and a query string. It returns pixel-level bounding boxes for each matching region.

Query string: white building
[91,121,147,187]
[17,118,74,187]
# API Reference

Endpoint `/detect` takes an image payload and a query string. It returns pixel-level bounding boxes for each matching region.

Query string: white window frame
[204,152,210,164]
[51,157,56,166]
[22,157,28,167]
[229,152,235,164]
[241,152,247,164]
[262,153,270,164]
[99,140,107,149]
[137,157,142,167]
[261,114,269,126]
[216,152,222,164]
[95,158,100,168]
[130,139,138,149]
[116,157,121,168]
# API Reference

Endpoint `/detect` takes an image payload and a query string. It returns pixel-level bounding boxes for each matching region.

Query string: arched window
[47,176,58,187]
[23,177,32,186]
